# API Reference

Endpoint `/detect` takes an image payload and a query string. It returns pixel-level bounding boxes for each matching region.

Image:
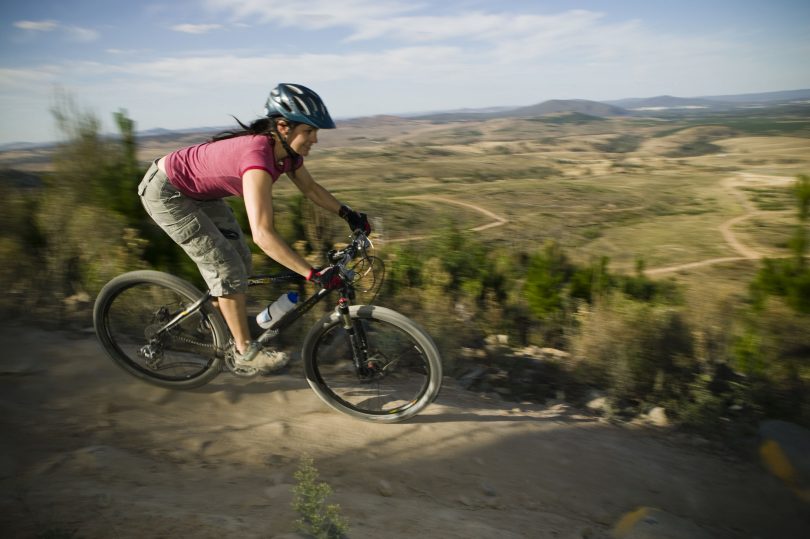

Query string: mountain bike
[93,231,442,423]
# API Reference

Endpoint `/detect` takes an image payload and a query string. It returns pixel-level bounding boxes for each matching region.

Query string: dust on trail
[1,327,808,538]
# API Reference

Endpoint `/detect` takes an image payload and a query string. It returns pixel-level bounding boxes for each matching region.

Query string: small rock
[264,484,289,499]
[458,495,474,507]
[481,481,497,497]
[377,479,394,497]
[647,407,669,427]
[586,393,608,413]
[485,334,509,346]
[540,347,570,359]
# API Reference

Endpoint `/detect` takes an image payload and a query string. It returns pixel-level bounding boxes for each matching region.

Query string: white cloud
[65,25,100,42]
[14,20,60,32]
[14,19,99,42]
[203,0,417,29]
[3,3,808,143]
[170,23,223,34]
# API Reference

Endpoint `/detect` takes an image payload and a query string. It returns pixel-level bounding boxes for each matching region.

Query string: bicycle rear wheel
[93,270,229,389]
[302,305,442,422]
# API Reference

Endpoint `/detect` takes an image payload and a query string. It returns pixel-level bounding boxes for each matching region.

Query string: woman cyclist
[138,83,371,372]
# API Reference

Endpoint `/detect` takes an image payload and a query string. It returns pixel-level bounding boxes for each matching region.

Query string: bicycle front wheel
[302,305,442,422]
[93,270,229,389]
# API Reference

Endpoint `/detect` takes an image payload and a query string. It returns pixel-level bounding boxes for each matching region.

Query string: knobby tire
[93,270,228,389]
[302,305,442,423]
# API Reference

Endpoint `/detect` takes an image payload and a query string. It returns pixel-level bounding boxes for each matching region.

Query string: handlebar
[328,230,373,281]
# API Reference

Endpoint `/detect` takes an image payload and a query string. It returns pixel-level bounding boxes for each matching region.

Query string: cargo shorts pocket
[137,162,160,196]
[172,215,204,245]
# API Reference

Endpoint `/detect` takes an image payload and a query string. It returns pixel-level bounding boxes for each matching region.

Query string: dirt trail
[646,173,796,276]
[1,327,807,538]
[384,195,508,243]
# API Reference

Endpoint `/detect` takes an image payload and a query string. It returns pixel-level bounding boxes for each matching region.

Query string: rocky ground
[1,326,808,538]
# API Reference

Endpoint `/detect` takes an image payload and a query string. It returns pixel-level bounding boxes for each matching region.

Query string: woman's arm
[287,164,342,215]
[243,168,312,277]
[288,164,372,234]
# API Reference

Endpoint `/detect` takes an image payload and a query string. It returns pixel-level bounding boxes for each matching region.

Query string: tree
[524,241,573,319]
[751,174,810,314]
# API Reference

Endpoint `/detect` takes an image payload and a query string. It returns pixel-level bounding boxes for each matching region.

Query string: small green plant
[291,455,349,539]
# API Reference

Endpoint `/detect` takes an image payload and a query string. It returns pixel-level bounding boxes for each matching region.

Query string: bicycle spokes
[310,318,431,415]
[103,282,217,381]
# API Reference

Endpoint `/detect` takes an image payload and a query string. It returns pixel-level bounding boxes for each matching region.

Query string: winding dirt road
[385,173,797,278]
[384,195,509,243]
[646,173,796,276]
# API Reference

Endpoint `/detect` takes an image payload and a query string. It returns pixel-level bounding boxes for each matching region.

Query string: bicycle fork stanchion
[338,297,369,375]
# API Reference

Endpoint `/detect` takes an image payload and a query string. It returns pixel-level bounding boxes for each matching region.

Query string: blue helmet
[264,83,336,129]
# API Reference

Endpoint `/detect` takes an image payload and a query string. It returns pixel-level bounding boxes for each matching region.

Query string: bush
[570,293,694,408]
[730,303,810,427]
[291,455,349,539]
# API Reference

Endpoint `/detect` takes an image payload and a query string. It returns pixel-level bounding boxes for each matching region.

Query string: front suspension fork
[338,298,369,372]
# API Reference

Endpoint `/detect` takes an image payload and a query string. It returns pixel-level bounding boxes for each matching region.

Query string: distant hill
[607,89,810,111]
[4,89,809,151]
[411,99,627,122]
[0,168,43,188]
[606,95,720,110]
[701,89,810,103]
[507,99,627,117]
[337,115,410,127]
[0,141,58,152]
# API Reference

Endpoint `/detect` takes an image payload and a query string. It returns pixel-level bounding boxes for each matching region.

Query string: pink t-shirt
[164,135,303,200]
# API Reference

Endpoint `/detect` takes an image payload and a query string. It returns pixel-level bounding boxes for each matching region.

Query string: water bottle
[256,291,299,329]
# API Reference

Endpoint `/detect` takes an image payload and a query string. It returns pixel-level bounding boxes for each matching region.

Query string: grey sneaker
[232,341,289,372]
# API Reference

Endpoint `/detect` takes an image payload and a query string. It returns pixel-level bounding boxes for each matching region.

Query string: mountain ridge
[2,89,808,151]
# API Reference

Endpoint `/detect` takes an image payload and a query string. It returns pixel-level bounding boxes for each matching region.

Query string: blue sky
[1,0,809,144]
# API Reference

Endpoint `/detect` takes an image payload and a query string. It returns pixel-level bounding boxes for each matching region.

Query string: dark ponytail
[210,116,279,142]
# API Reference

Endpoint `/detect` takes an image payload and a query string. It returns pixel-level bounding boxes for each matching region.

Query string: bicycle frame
[148,230,374,368]
[147,270,361,359]
[248,274,368,371]
[248,274,337,344]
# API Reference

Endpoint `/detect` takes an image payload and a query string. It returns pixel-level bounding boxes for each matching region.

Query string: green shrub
[291,455,349,539]
[570,293,695,408]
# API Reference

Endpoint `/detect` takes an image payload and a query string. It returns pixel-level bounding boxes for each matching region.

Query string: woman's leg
[139,169,252,352]
[217,293,251,353]
[198,200,254,354]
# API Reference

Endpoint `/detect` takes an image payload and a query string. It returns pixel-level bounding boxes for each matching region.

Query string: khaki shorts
[138,161,252,296]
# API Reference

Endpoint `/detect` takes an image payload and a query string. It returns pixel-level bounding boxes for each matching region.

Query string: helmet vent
[293,95,311,115]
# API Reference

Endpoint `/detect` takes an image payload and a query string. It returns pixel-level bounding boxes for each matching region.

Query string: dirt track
[1,327,808,538]
[385,172,796,277]
[646,173,796,276]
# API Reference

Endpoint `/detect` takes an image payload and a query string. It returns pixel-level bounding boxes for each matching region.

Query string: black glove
[339,205,371,235]
[307,266,343,290]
